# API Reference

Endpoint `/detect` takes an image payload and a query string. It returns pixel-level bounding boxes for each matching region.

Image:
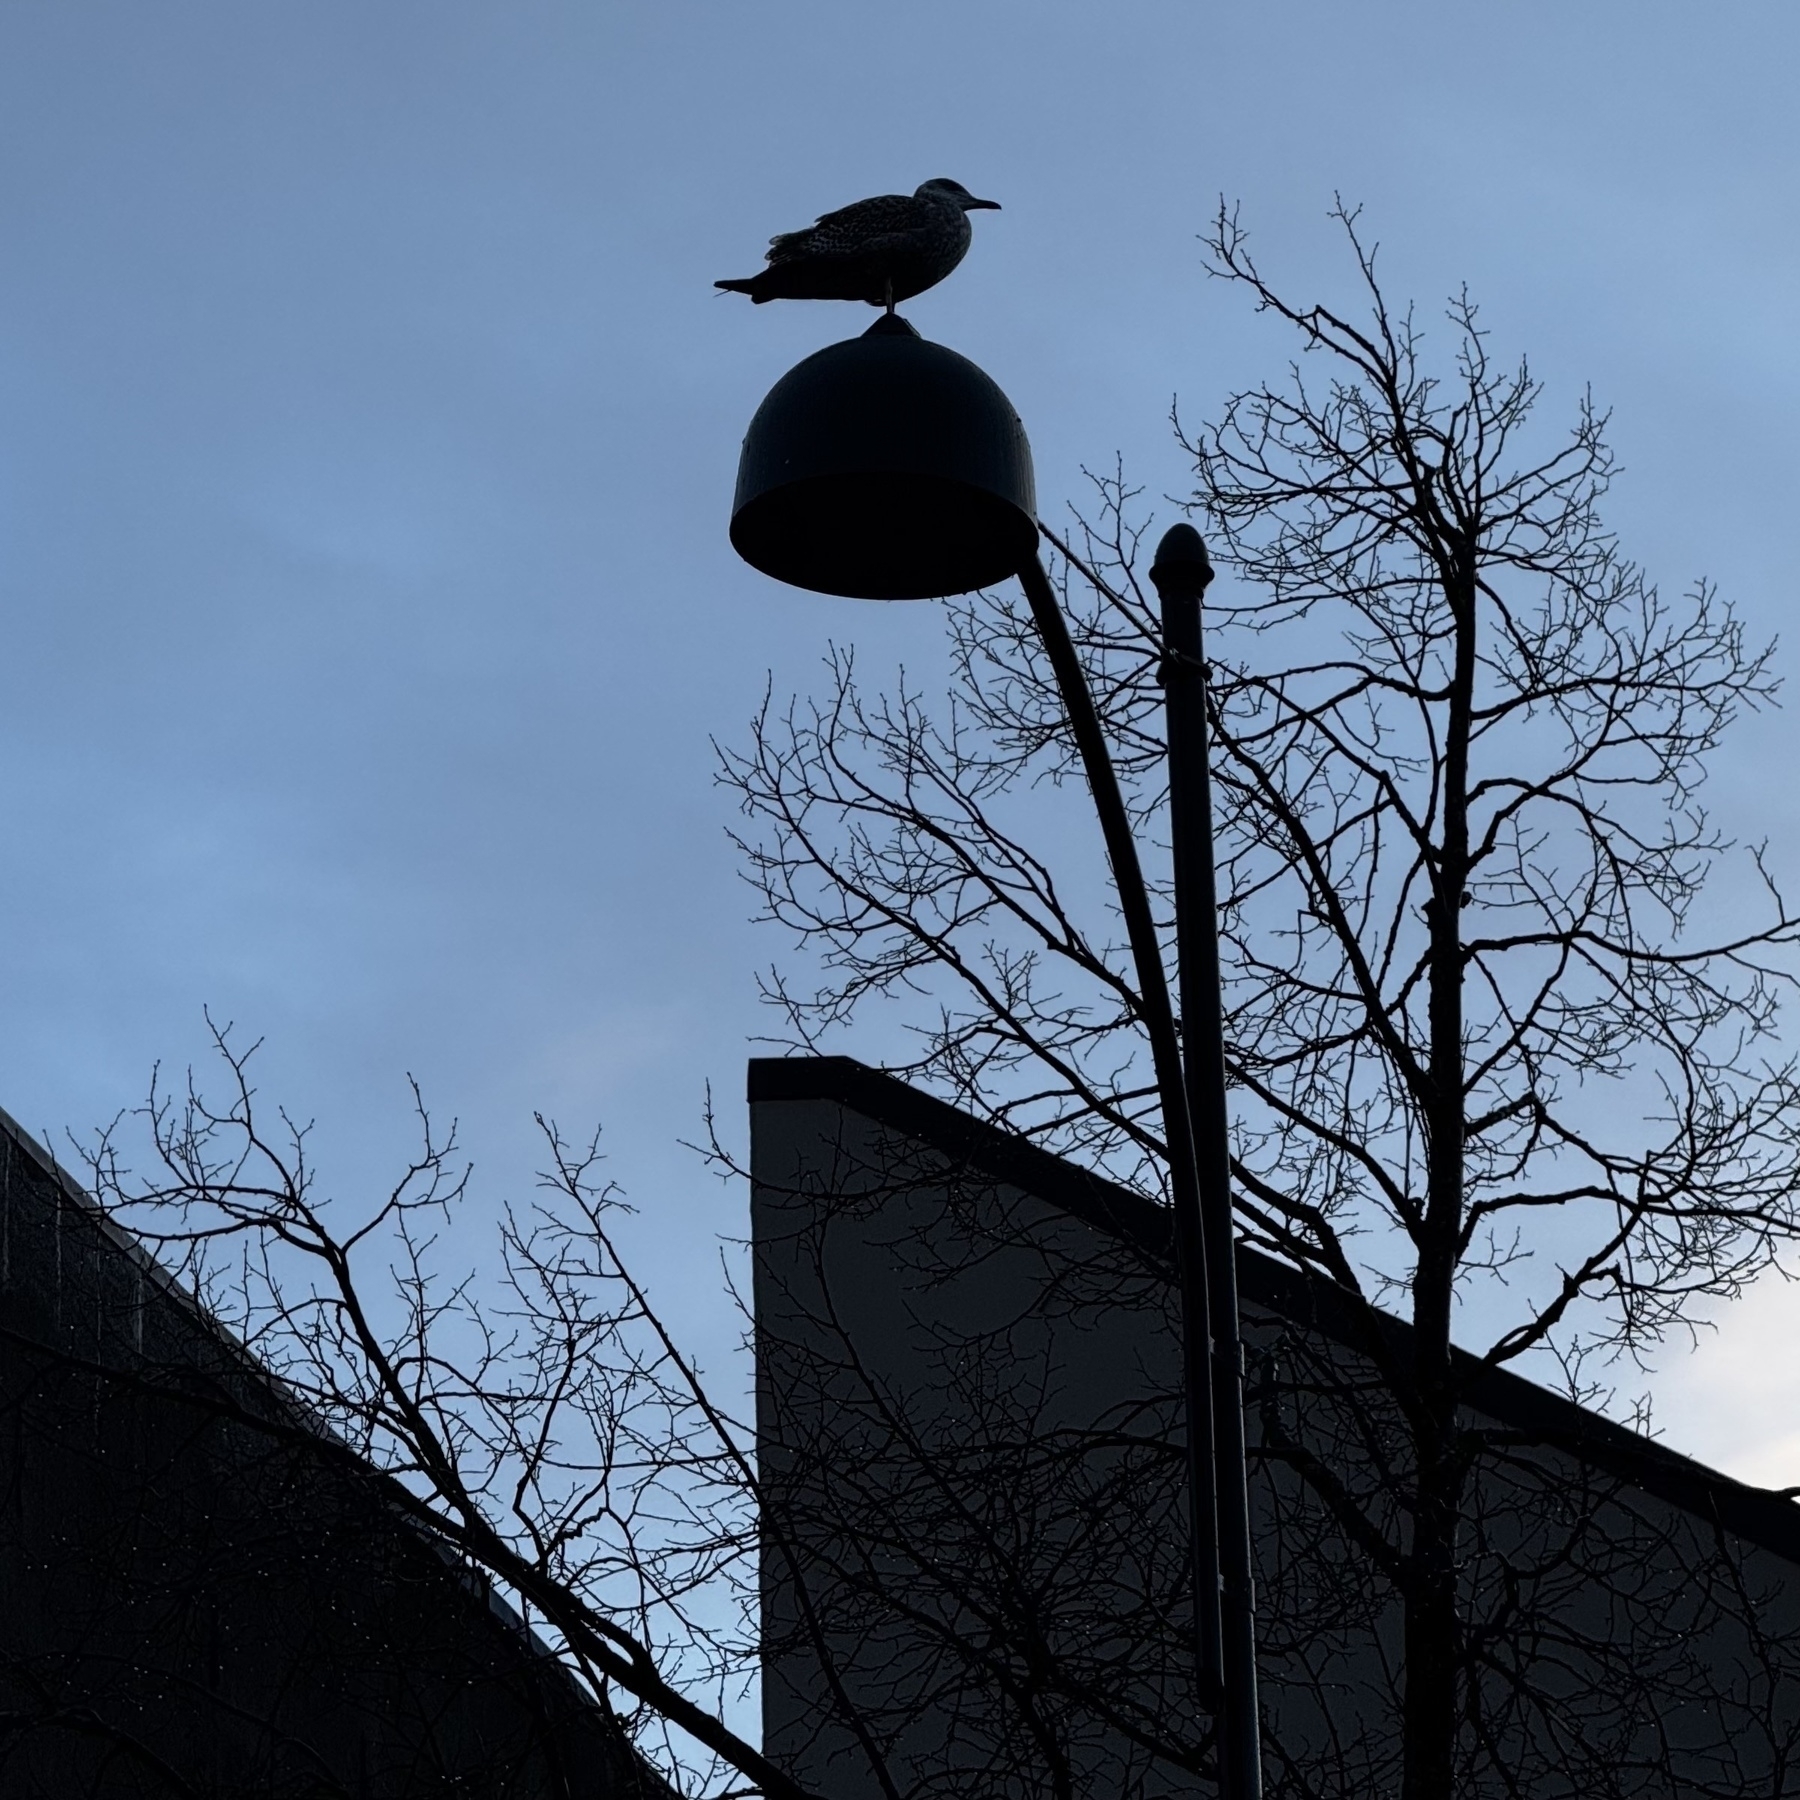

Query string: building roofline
[749,1053,1800,1568]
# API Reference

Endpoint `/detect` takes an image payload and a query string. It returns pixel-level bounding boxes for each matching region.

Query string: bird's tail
[714,276,772,303]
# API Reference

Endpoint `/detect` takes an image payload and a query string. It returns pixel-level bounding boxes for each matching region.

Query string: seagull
[716,178,1001,312]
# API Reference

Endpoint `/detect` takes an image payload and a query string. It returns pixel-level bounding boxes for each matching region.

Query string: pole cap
[1148,523,1215,597]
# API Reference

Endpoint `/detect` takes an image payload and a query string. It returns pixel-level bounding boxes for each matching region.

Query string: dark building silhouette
[0,1102,661,1799]
[751,1056,1800,1800]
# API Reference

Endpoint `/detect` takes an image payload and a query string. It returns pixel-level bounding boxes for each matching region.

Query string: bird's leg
[884,275,894,316]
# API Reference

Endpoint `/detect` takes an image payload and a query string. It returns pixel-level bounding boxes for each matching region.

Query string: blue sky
[3,1,1798,1476]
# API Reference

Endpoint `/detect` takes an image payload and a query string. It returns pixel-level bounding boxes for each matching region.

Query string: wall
[750,1061,1800,1800]
[0,1106,651,1800]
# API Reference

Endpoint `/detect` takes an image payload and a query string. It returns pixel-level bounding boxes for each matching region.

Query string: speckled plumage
[716,178,1000,308]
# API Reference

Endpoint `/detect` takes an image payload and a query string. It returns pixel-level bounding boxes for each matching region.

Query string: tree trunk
[1402,1414,1464,1800]
[1404,546,1476,1800]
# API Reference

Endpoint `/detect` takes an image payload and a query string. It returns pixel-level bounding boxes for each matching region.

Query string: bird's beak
[967,196,1001,210]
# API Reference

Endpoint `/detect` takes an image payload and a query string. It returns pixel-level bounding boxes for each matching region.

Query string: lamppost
[730,312,1262,1800]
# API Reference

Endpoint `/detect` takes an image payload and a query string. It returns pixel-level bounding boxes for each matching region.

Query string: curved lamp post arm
[1014,550,1226,1716]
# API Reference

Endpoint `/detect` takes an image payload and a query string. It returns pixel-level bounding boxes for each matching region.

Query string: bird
[716,178,1000,312]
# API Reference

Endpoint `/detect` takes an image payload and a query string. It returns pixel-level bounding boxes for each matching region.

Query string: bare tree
[3,1056,687,1799]
[61,1019,793,1800]
[719,202,1800,1800]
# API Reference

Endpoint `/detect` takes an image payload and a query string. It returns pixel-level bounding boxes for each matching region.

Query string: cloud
[1654,1271,1800,1491]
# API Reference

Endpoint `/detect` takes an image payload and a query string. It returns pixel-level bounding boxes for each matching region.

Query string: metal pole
[1151,525,1263,1800]
[1014,551,1226,1722]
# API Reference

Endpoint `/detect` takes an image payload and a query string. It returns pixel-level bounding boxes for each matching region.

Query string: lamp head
[730,316,1036,600]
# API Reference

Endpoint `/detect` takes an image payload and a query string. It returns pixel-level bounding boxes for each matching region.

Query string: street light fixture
[731,314,1037,600]
[730,315,1262,1800]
